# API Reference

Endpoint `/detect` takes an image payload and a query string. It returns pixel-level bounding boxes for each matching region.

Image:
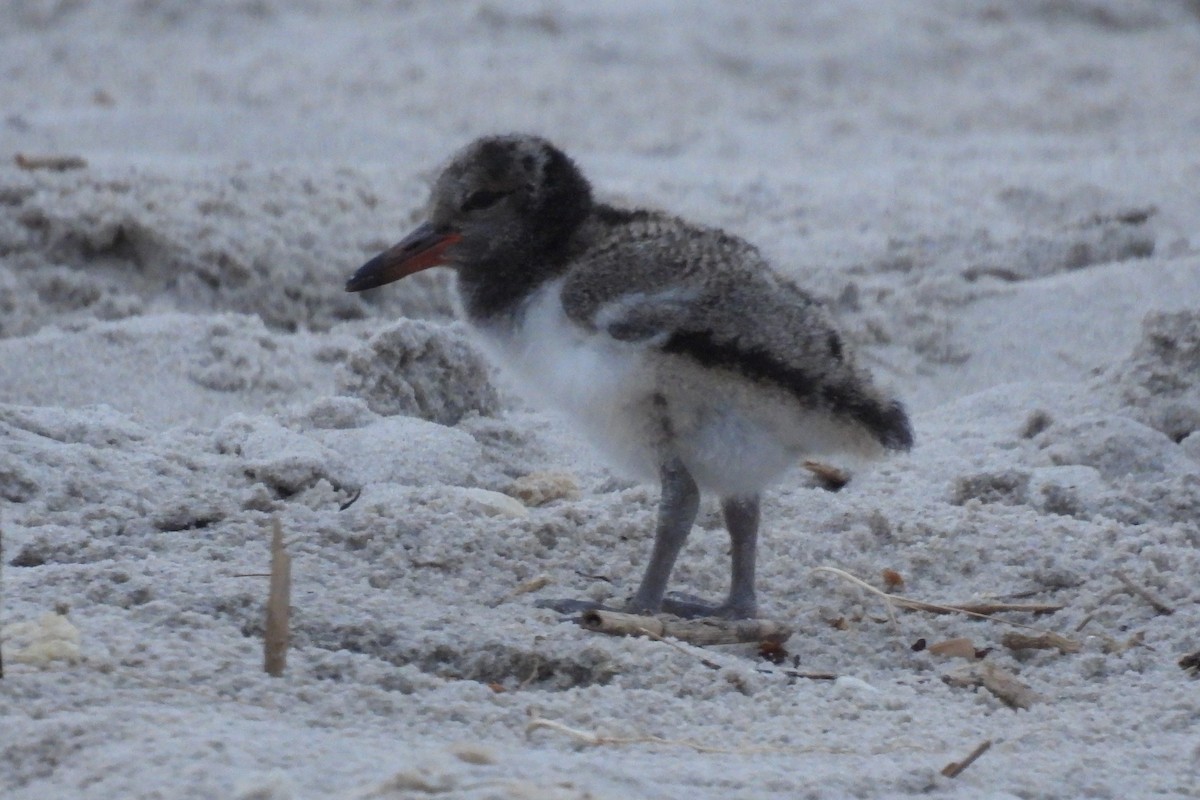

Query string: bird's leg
[719,494,760,618]
[626,457,700,614]
[539,462,761,620]
[658,494,760,619]
[536,457,699,616]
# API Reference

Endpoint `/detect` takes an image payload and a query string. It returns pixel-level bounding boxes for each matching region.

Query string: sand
[3,2,1200,798]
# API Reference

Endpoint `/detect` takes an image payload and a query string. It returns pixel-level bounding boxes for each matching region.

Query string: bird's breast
[471,279,665,480]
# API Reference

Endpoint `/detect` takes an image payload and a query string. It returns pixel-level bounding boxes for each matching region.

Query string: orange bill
[345,222,462,292]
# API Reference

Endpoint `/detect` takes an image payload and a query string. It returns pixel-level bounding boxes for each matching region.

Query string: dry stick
[941,740,993,778]
[14,153,87,171]
[584,613,754,671]
[490,575,554,609]
[1114,570,1174,616]
[812,567,1064,635]
[778,670,838,681]
[1001,631,1081,655]
[910,600,1064,616]
[518,655,542,690]
[812,567,899,625]
[580,609,792,645]
[263,518,292,678]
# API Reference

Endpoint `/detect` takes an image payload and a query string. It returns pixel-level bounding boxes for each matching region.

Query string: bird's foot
[535,594,758,620]
[642,592,758,620]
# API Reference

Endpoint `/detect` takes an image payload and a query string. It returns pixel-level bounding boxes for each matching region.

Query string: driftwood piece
[14,153,88,171]
[1002,631,1081,655]
[941,740,993,778]
[264,518,292,677]
[580,610,792,645]
[943,663,1037,710]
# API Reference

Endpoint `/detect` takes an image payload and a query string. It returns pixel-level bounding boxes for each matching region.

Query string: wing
[561,209,779,338]
[560,210,913,451]
[561,209,830,355]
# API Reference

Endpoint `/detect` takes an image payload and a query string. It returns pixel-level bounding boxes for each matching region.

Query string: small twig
[811,566,898,624]
[937,601,1064,616]
[941,740,993,778]
[14,153,87,171]
[1001,631,1081,655]
[813,567,1064,634]
[518,655,542,690]
[264,518,292,677]
[490,575,553,608]
[338,488,362,511]
[1114,570,1174,616]
[768,668,838,681]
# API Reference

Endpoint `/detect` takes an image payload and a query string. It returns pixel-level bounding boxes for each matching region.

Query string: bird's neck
[456,248,567,324]
[459,220,594,326]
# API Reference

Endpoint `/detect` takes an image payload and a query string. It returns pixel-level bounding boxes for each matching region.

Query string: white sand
[3,2,1200,797]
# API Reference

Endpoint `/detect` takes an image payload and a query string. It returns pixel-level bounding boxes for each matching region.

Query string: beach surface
[3,2,1200,797]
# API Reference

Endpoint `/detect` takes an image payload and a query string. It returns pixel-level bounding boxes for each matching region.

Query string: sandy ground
[3,1,1200,798]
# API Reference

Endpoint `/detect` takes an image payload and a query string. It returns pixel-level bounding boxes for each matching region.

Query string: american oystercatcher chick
[346,134,913,619]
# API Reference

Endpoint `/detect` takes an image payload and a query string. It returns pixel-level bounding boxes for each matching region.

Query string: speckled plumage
[347,133,913,618]
[559,207,912,453]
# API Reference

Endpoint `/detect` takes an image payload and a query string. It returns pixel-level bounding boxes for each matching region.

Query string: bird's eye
[460,189,510,213]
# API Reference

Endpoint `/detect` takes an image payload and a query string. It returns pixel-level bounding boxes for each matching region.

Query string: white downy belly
[472,279,664,481]
[472,279,859,496]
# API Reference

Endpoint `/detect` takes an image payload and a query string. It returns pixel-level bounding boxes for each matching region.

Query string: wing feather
[560,210,913,451]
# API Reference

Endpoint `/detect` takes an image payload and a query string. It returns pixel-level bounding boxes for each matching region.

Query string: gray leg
[720,495,760,619]
[538,461,761,620]
[657,493,761,619]
[626,457,700,614]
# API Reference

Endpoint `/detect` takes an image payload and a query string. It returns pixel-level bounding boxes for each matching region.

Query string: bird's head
[345,134,592,293]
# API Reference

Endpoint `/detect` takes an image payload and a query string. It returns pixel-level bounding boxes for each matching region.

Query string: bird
[346,134,912,619]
